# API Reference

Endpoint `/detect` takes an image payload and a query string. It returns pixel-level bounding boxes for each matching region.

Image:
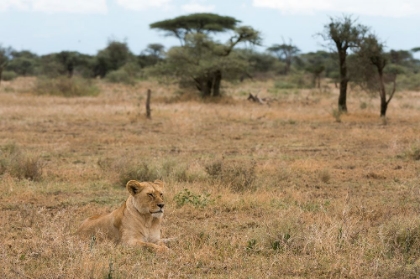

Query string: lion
[76,179,169,252]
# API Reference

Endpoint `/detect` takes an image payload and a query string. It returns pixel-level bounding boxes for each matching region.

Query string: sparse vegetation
[1,70,17,81]
[1,74,420,278]
[35,76,99,97]
[0,143,44,181]
[205,159,257,192]
[173,188,213,208]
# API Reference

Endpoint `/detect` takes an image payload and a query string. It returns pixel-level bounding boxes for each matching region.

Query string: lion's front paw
[156,244,170,253]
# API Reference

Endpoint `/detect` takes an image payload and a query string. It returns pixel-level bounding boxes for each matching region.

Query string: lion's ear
[153,179,164,188]
[126,180,144,196]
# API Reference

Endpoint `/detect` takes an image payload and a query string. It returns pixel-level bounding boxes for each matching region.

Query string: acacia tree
[143,43,165,58]
[319,15,368,112]
[267,40,300,75]
[355,35,398,117]
[150,13,261,97]
[55,51,94,78]
[0,46,13,84]
[138,43,165,68]
[94,40,133,78]
[7,50,38,76]
[302,51,329,88]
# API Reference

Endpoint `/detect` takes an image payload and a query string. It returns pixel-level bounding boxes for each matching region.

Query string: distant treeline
[1,40,419,87]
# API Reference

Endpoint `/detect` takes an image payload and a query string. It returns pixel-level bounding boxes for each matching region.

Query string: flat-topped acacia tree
[267,41,300,75]
[150,13,261,97]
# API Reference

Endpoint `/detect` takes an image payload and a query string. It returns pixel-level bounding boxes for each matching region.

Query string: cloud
[116,0,172,11]
[0,0,29,11]
[0,0,108,13]
[182,1,215,13]
[252,0,420,17]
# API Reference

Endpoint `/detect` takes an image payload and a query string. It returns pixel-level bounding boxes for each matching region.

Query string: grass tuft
[205,159,257,192]
[35,76,100,97]
[0,143,44,181]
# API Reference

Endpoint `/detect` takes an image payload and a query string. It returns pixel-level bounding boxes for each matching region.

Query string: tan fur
[76,179,168,251]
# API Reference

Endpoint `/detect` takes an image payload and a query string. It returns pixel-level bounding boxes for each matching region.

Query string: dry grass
[1,77,420,278]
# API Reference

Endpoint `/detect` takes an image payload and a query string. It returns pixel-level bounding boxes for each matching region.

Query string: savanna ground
[1,77,420,278]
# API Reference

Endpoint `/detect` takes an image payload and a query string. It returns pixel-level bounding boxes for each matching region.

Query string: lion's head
[126,179,165,218]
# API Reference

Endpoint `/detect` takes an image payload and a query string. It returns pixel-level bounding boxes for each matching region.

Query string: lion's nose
[157,203,164,209]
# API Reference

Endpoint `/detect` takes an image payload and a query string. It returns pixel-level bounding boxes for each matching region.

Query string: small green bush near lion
[1,77,420,278]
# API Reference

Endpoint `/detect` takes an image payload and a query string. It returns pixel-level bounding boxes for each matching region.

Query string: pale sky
[1,0,419,57]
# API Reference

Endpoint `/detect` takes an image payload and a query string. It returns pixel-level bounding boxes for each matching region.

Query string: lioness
[77,179,168,251]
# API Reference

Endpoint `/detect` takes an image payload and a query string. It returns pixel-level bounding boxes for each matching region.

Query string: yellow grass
[1,77,420,278]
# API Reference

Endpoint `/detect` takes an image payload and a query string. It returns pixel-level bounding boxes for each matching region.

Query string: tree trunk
[378,72,388,117]
[212,70,222,97]
[311,74,317,88]
[284,60,291,75]
[204,78,212,97]
[195,71,222,97]
[194,76,210,97]
[380,97,388,117]
[146,89,151,119]
[338,50,348,112]
[338,79,348,112]
[67,65,74,78]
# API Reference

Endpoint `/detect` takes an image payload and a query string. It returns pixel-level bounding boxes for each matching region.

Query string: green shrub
[397,72,420,91]
[273,73,312,90]
[273,80,296,89]
[2,71,17,81]
[105,69,135,85]
[173,189,213,208]
[35,76,99,97]
[105,62,141,85]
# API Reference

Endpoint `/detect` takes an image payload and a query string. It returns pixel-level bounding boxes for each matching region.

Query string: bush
[273,73,313,90]
[98,157,198,187]
[406,146,420,161]
[173,189,213,208]
[381,217,420,261]
[1,71,17,81]
[105,69,135,85]
[397,72,420,91]
[0,143,44,181]
[105,63,141,85]
[35,76,99,97]
[117,162,161,188]
[205,159,257,192]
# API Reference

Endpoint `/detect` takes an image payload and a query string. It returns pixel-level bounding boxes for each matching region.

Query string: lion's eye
[148,193,154,198]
